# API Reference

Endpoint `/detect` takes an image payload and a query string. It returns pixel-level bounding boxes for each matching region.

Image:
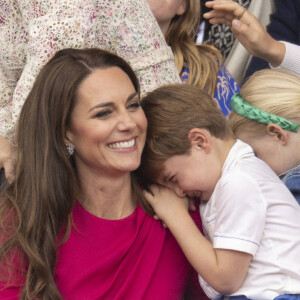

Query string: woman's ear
[64,129,75,148]
[187,128,211,152]
[266,124,288,145]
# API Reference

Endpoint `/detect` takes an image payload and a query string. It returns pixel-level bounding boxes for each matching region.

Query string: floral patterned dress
[0,0,181,141]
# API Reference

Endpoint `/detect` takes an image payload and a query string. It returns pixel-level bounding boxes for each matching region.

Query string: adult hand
[204,0,285,67]
[143,184,189,225]
[0,135,16,183]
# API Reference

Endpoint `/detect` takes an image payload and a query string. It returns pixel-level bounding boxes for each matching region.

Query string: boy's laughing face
[156,146,222,201]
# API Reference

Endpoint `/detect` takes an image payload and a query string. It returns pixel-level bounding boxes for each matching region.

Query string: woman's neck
[77,171,136,220]
[158,20,171,38]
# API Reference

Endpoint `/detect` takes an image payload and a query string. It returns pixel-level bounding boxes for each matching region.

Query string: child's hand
[152,196,196,228]
[188,197,197,211]
[143,184,189,225]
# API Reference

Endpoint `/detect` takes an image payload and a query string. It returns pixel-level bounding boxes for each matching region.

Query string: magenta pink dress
[0,201,208,299]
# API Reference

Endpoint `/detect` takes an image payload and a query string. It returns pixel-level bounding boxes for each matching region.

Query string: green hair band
[230,93,299,133]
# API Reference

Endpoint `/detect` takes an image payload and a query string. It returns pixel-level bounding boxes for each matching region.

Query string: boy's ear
[187,128,211,152]
[266,124,288,145]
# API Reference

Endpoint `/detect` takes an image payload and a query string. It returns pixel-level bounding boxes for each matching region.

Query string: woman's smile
[107,137,136,151]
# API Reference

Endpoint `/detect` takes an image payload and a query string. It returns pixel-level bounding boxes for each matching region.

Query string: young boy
[139,84,300,299]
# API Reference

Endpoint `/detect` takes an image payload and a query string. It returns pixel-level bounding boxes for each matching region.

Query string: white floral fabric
[0,0,180,141]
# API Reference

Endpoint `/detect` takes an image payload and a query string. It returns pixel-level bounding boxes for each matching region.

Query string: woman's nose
[117,112,136,131]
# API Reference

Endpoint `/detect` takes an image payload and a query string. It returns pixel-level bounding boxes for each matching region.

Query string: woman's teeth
[108,138,135,149]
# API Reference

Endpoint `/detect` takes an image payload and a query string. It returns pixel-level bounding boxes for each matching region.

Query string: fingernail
[205,1,213,7]
[233,19,241,28]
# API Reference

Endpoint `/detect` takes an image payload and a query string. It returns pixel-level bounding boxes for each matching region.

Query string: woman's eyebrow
[89,101,114,112]
[126,92,139,103]
[88,92,138,112]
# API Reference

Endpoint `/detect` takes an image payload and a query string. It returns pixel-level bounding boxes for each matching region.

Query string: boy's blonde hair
[139,84,233,182]
[229,69,300,138]
[166,0,222,96]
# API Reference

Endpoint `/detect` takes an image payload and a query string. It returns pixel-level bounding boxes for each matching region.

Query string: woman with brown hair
[0,48,204,299]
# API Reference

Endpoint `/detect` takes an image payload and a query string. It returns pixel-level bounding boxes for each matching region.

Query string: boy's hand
[188,197,197,211]
[143,184,189,225]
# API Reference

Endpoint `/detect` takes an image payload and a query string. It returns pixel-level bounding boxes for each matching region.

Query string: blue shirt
[280,163,300,205]
[181,65,240,116]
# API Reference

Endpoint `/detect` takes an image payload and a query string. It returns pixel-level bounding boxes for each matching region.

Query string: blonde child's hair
[166,0,222,96]
[229,69,300,138]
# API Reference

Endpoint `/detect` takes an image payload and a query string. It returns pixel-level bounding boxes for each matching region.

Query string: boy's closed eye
[168,175,177,184]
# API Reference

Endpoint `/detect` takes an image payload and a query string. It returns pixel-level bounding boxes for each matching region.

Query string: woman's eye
[128,102,140,110]
[95,110,112,118]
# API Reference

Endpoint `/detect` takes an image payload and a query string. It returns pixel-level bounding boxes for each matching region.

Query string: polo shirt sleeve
[213,172,267,256]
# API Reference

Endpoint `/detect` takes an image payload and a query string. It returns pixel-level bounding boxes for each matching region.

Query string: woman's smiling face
[66,67,147,177]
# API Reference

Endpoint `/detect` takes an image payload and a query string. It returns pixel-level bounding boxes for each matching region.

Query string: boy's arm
[143,185,251,295]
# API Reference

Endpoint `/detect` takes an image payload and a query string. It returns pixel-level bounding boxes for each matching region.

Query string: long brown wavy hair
[0,48,147,299]
[166,0,222,96]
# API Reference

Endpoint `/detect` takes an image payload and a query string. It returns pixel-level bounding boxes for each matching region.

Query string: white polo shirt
[199,140,300,299]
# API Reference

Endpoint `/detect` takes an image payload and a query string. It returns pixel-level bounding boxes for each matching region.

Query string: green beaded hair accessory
[230,93,299,133]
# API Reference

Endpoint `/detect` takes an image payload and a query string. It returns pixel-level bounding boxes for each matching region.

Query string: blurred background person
[204,0,300,79]
[147,0,240,116]
[199,0,274,85]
